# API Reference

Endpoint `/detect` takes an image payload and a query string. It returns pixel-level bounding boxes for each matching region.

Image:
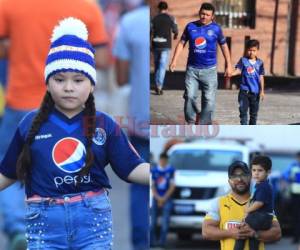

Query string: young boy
[234,155,274,250]
[231,39,265,125]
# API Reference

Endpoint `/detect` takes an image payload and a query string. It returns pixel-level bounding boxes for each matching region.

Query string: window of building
[213,0,256,29]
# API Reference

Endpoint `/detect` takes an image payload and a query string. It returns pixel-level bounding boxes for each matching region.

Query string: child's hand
[169,62,176,72]
[260,91,265,101]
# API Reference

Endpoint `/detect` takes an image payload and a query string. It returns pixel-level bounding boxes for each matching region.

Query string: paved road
[151,234,298,250]
[151,89,300,125]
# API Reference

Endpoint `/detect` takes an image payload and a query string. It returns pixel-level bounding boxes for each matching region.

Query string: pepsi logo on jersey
[52,137,92,188]
[52,137,86,173]
[194,37,207,49]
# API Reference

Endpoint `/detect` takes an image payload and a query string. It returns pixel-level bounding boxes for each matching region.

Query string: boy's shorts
[245,211,273,231]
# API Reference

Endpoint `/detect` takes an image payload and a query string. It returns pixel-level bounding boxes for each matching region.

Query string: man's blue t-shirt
[0,108,144,198]
[236,57,265,94]
[151,165,175,197]
[252,179,274,213]
[181,21,226,69]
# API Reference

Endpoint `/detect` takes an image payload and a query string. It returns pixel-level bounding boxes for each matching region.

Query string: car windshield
[170,149,243,171]
[267,153,296,172]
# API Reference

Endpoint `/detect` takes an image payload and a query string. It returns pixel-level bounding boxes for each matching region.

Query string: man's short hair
[158,1,168,10]
[246,39,260,49]
[199,2,215,15]
[251,155,272,171]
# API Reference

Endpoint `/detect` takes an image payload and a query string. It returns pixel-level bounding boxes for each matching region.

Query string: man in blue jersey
[232,39,265,125]
[281,152,300,244]
[150,152,175,248]
[169,2,232,125]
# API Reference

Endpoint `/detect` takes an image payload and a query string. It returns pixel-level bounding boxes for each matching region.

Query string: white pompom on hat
[44,17,96,85]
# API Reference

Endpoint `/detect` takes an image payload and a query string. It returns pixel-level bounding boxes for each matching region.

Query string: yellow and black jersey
[204,193,267,250]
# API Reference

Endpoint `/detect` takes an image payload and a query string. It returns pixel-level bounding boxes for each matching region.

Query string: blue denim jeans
[153,49,170,89]
[129,136,149,250]
[0,107,30,236]
[183,66,218,124]
[25,191,113,250]
[150,198,172,246]
[238,90,260,125]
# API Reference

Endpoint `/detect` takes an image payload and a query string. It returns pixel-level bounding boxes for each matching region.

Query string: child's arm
[231,68,241,77]
[127,163,150,185]
[245,201,264,213]
[0,173,16,191]
[260,75,265,101]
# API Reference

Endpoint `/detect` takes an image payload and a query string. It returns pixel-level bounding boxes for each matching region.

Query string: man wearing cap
[202,161,281,250]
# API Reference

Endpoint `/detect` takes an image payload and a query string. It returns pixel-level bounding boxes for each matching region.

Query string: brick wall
[150,0,299,76]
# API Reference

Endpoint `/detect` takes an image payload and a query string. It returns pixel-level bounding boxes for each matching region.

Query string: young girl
[0,17,149,250]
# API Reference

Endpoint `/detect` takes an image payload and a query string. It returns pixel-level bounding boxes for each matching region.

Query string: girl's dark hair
[16,92,96,185]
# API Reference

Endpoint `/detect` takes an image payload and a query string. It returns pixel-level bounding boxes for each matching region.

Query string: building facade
[150,0,300,76]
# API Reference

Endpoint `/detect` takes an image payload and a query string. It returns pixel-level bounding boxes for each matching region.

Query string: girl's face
[47,72,94,117]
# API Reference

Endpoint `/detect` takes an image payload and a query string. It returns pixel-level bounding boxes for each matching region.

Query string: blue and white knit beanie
[44,17,96,85]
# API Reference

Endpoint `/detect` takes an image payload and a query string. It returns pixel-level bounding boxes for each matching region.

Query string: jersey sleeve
[235,57,243,70]
[113,17,130,61]
[107,119,145,181]
[204,197,220,221]
[0,128,25,179]
[86,2,108,46]
[259,61,265,75]
[0,111,36,179]
[180,24,189,44]
[217,25,226,45]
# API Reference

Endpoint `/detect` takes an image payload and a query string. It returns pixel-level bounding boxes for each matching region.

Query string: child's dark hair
[246,39,260,49]
[159,152,168,160]
[158,1,168,10]
[251,155,272,172]
[16,92,96,186]
[199,2,215,15]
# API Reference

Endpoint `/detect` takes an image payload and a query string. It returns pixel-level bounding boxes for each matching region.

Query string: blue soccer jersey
[181,21,226,69]
[236,57,265,94]
[151,165,175,197]
[0,108,144,197]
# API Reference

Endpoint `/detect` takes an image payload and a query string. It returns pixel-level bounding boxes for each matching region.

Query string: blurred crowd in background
[0,0,149,250]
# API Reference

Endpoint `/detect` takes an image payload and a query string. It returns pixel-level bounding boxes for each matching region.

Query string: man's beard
[232,183,250,195]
